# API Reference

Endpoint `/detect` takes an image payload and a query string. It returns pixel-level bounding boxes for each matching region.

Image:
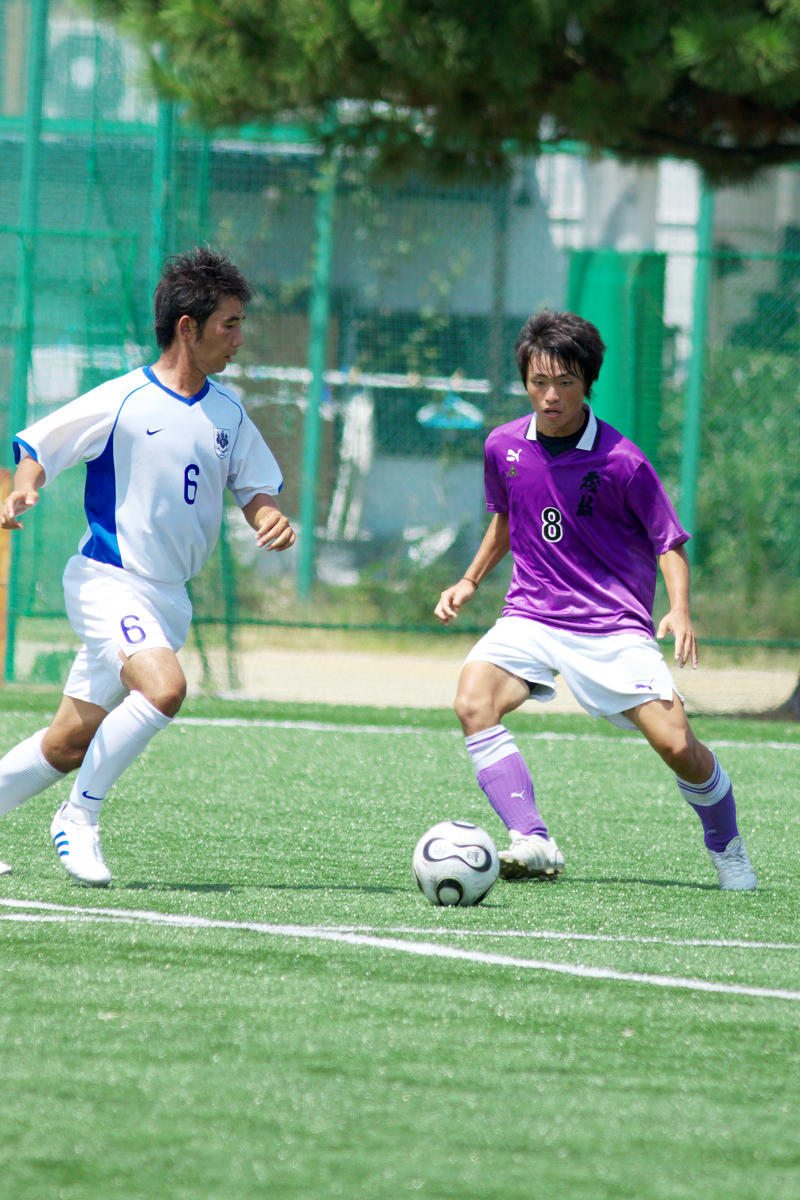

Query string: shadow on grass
[119,877,733,896]
[124,881,235,893]
[498,873,724,891]
[123,880,405,894]
[561,874,721,891]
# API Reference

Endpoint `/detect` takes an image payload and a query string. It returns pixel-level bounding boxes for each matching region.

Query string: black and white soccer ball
[412,820,500,907]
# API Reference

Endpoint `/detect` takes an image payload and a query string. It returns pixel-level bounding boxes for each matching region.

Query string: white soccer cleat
[498,831,565,880]
[707,836,757,891]
[50,803,112,887]
[0,860,11,876]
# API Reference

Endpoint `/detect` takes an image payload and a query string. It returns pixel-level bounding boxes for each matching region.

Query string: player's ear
[176,313,197,342]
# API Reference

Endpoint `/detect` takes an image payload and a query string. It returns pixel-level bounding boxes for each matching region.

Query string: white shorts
[464,615,681,730]
[61,555,192,711]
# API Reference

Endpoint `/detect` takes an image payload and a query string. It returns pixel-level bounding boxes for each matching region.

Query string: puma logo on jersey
[506,449,522,463]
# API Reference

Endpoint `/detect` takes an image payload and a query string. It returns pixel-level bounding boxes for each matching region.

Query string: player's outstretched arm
[1,457,46,531]
[434,513,510,625]
[242,494,296,551]
[656,545,699,669]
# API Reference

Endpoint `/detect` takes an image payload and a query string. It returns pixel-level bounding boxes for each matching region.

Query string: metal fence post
[297,146,337,600]
[149,94,174,301]
[4,0,49,682]
[680,178,715,561]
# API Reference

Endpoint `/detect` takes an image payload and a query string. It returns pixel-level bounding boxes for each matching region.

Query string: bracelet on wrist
[461,576,479,588]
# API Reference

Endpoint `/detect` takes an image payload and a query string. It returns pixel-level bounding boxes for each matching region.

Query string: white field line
[3,712,799,752]
[292,924,800,953]
[1,899,794,953]
[1,898,799,1002]
[174,716,800,753]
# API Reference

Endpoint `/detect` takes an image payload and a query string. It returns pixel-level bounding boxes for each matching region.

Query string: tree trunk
[777,673,800,720]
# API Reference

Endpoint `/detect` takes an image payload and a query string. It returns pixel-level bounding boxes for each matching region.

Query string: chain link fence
[2,1,799,693]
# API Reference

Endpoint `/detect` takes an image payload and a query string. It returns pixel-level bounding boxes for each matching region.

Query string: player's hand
[254,507,296,551]
[434,578,478,625]
[1,488,40,531]
[656,609,698,669]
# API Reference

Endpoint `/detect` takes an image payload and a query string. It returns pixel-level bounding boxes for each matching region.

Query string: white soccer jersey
[14,366,284,585]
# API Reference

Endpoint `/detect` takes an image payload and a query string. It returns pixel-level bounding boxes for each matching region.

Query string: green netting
[567,249,666,468]
[2,1,799,692]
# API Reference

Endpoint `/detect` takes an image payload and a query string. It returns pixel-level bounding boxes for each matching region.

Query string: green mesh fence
[2,1,799,694]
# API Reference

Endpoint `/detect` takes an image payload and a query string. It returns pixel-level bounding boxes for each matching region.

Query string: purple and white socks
[676,756,739,851]
[466,730,740,858]
[465,724,548,837]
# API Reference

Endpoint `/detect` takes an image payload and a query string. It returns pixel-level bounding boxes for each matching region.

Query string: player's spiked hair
[154,245,254,349]
[514,310,606,397]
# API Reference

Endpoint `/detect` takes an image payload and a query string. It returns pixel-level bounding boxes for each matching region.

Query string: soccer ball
[412,820,500,907]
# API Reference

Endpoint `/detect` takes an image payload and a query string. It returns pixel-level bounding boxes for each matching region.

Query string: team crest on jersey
[577,469,602,516]
[213,427,231,459]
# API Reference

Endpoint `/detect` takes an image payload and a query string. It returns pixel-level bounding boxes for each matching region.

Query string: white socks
[0,729,65,816]
[0,694,172,845]
[68,690,172,821]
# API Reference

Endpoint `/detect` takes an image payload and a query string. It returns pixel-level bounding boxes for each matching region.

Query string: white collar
[525,405,597,449]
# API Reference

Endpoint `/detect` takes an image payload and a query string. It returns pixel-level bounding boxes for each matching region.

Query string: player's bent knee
[130,671,186,717]
[454,688,499,735]
[49,746,85,773]
[122,650,186,717]
[42,734,91,774]
[147,677,186,718]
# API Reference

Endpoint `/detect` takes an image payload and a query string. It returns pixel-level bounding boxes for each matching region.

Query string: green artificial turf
[0,695,798,1199]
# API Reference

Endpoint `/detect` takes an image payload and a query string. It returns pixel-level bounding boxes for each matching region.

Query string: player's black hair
[153,245,254,349]
[514,310,606,397]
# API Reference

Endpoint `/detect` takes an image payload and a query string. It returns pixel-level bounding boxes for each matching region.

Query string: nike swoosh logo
[81,789,104,803]
[146,428,163,436]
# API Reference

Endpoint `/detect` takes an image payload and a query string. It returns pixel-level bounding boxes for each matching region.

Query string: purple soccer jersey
[483,407,689,636]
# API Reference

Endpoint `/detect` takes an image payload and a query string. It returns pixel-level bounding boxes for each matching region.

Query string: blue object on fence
[416,392,483,429]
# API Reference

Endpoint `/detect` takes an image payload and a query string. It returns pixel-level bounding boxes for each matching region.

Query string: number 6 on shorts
[120,614,146,644]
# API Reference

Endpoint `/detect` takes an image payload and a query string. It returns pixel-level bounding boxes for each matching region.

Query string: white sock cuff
[69,690,172,813]
[126,689,173,732]
[676,756,731,807]
[31,728,67,785]
[465,724,518,771]
[0,728,64,817]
